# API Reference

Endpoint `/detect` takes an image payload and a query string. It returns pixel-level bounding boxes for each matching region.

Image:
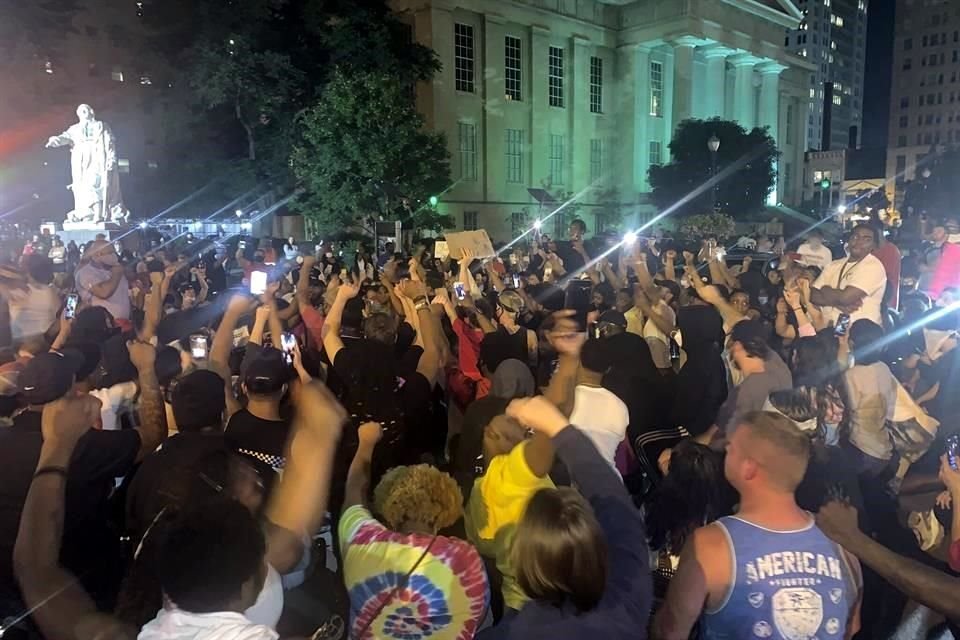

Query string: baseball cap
[242,348,291,395]
[171,370,226,432]
[19,349,85,405]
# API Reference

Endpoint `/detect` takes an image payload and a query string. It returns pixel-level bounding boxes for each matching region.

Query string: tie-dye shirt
[339,505,489,640]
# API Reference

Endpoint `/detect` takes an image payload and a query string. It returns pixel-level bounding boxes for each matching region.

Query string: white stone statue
[45,104,128,224]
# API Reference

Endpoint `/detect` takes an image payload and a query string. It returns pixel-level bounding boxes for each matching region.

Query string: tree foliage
[290,69,451,233]
[142,0,441,204]
[648,118,778,219]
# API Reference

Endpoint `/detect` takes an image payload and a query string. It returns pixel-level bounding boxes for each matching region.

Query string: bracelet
[791,306,803,312]
[414,300,430,311]
[33,466,68,480]
[412,296,427,305]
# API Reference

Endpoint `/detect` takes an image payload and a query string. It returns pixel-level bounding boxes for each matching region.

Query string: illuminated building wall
[886,0,960,206]
[394,0,813,241]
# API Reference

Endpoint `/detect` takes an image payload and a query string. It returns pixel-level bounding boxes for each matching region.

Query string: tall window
[650,61,663,117]
[458,122,477,181]
[648,141,662,167]
[548,46,564,108]
[783,162,792,194]
[589,56,603,113]
[463,211,478,231]
[590,138,604,182]
[505,129,524,184]
[455,23,475,93]
[549,134,565,185]
[505,36,522,101]
[511,212,525,235]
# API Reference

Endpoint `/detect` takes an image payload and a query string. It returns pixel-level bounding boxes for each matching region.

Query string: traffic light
[429,195,439,207]
[820,178,831,190]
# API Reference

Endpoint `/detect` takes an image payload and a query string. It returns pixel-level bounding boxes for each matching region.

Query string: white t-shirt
[844,362,898,461]
[568,384,629,470]
[797,242,833,269]
[813,254,887,326]
[76,262,131,320]
[7,284,60,341]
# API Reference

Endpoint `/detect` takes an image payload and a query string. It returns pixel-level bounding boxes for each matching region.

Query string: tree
[648,118,778,219]
[290,69,452,234]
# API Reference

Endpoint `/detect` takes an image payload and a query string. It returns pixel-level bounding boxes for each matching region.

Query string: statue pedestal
[58,221,132,247]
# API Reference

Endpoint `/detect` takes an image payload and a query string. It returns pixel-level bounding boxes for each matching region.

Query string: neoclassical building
[392,0,812,240]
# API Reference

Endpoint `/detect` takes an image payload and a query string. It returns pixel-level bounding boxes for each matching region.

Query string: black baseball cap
[171,370,226,432]
[242,348,291,395]
[19,349,85,405]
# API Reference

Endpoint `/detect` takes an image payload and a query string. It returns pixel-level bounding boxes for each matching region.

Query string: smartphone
[239,240,247,250]
[250,270,267,295]
[453,281,466,300]
[512,274,521,289]
[280,332,296,365]
[948,434,960,471]
[834,313,851,337]
[564,280,593,332]
[64,293,79,320]
[189,334,208,360]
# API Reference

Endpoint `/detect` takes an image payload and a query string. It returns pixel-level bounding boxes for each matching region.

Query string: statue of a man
[45,104,128,224]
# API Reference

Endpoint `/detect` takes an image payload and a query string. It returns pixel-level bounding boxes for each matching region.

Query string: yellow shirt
[625,306,645,336]
[464,441,554,611]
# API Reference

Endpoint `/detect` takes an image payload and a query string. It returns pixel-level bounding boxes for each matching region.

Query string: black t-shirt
[156,304,220,345]
[0,411,140,612]
[554,241,586,273]
[125,431,228,542]
[224,409,292,473]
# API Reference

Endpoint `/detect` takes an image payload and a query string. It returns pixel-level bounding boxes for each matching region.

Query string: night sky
[862,0,895,150]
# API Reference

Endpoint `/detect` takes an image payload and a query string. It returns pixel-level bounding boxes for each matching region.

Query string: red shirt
[872,242,902,310]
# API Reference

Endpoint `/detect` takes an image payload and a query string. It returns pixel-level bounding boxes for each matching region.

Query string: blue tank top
[702,515,857,640]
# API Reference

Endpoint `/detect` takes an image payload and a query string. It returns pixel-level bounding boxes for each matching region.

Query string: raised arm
[817,501,946,622]
[210,295,251,418]
[264,380,345,573]
[127,341,167,461]
[694,280,745,329]
[343,422,383,510]
[321,280,360,364]
[542,311,585,417]
[399,280,442,386]
[14,394,137,640]
[138,271,165,343]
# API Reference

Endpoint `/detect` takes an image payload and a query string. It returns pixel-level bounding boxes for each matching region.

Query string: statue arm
[45,130,73,149]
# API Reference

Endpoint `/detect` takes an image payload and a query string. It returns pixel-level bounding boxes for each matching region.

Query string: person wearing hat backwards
[75,239,131,325]
[0,340,165,622]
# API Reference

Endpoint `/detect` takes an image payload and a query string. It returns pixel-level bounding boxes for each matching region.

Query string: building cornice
[718,0,803,28]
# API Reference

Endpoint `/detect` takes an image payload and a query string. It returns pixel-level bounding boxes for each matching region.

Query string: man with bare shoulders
[654,411,862,640]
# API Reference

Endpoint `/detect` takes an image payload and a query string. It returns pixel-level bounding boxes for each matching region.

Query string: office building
[785,0,869,151]
[393,0,813,241]
[886,0,960,206]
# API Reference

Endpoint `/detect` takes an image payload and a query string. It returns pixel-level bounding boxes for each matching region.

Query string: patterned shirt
[339,505,489,640]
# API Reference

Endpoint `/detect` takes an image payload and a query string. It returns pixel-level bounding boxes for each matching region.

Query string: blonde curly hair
[372,464,464,532]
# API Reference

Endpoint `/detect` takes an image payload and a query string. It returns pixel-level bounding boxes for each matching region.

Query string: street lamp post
[708,134,720,212]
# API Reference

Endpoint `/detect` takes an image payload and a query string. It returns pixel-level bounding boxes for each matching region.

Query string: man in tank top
[653,411,861,640]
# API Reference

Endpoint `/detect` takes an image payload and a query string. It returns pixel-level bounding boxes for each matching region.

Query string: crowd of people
[0,215,959,640]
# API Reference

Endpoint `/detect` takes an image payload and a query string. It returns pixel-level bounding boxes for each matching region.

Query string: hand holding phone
[280,332,297,365]
[64,293,79,320]
[453,282,466,300]
[189,334,209,360]
[250,270,267,296]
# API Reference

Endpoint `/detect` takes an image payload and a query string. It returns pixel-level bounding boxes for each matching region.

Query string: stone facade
[392,0,812,241]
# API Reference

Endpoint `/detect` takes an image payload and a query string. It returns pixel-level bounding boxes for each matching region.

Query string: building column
[729,54,759,130]
[571,35,591,190]
[483,14,506,194]
[530,25,551,186]
[702,46,733,119]
[616,44,650,194]
[758,62,787,204]
[758,62,787,140]
[671,36,697,126]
